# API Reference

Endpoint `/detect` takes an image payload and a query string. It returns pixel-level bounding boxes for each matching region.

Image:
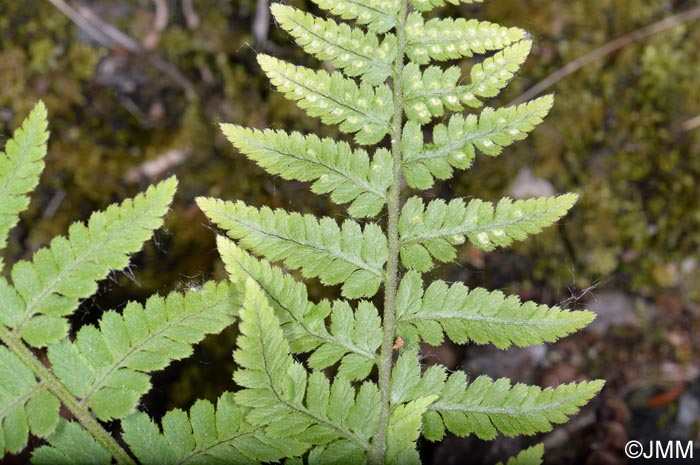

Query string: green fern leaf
[423,374,604,441]
[258,55,392,145]
[4,177,176,348]
[312,0,399,33]
[220,125,391,218]
[409,0,483,12]
[122,392,307,465]
[198,199,387,299]
[398,194,577,271]
[0,346,60,456]
[403,41,532,123]
[47,282,237,421]
[234,279,377,456]
[218,238,380,381]
[386,396,437,465]
[272,4,396,86]
[402,96,553,189]
[405,13,525,65]
[0,101,48,273]
[31,420,111,465]
[395,271,595,348]
[497,443,544,465]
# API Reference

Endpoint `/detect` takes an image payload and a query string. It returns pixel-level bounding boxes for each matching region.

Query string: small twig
[182,0,200,30]
[253,0,271,46]
[46,0,198,101]
[511,6,700,106]
[682,114,700,132]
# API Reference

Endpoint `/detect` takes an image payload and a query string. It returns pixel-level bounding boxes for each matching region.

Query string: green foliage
[219,125,391,218]
[497,443,544,465]
[198,0,603,463]
[395,270,594,347]
[198,198,387,299]
[0,104,244,464]
[398,193,577,270]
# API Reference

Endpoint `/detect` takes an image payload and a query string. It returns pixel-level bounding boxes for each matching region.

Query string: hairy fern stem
[372,1,409,463]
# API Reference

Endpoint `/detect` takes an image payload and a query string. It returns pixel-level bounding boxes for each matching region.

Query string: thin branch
[682,114,700,132]
[511,6,700,106]
[46,0,198,101]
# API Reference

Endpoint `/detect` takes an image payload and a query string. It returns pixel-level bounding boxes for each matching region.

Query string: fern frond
[409,0,483,12]
[272,4,396,86]
[218,238,381,381]
[405,13,525,65]
[497,444,544,465]
[234,279,378,459]
[47,282,237,421]
[220,125,391,218]
[423,374,604,441]
[122,392,307,465]
[258,55,393,145]
[0,346,60,456]
[0,101,48,272]
[31,420,111,465]
[312,0,399,33]
[198,199,387,299]
[403,41,532,123]
[395,271,595,348]
[5,177,176,347]
[398,194,577,271]
[402,96,553,189]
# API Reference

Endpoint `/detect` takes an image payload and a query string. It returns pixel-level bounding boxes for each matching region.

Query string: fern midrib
[372,2,409,464]
[400,208,556,244]
[407,28,513,47]
[175,425,265,465]
[252,308,371,451]
[218,210,385,278]
[402,310,574,328]
[430,390,591,416]
[242,137,388,201]
[287,13,394,74]
[0,381,44,419]
[81,292,232,405]
[233,254,379,362]
[405,109,538,163]
[277,68,391,129]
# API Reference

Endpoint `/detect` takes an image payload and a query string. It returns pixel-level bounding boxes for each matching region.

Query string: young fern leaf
[405,13,525,65]
[32,420,111,465]
[233,279,380,462]
[3,178,176,347]
[497,443,544,465]
[403,41,532,122]
[395,270,595,348]
[220,125,391,218]
[47,282,237,421]
[0,101,48,273]
[402,95,554,189]
[312,0,400,33]
[121,393,307,465]
[272,4,396,86]
[218,237,381,381]
[0,346,60,455]
[199,198,387,298]
[398,194,577,271]
[258,55,393,145]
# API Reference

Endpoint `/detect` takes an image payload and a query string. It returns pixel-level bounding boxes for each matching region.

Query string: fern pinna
[197,0,604,464]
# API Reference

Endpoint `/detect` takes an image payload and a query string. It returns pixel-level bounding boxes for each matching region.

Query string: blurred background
[1,0,699,463]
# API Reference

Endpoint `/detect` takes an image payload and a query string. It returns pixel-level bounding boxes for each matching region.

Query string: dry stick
[46,0,198,101]
[682,114,700,132]
[510,6,700,107]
